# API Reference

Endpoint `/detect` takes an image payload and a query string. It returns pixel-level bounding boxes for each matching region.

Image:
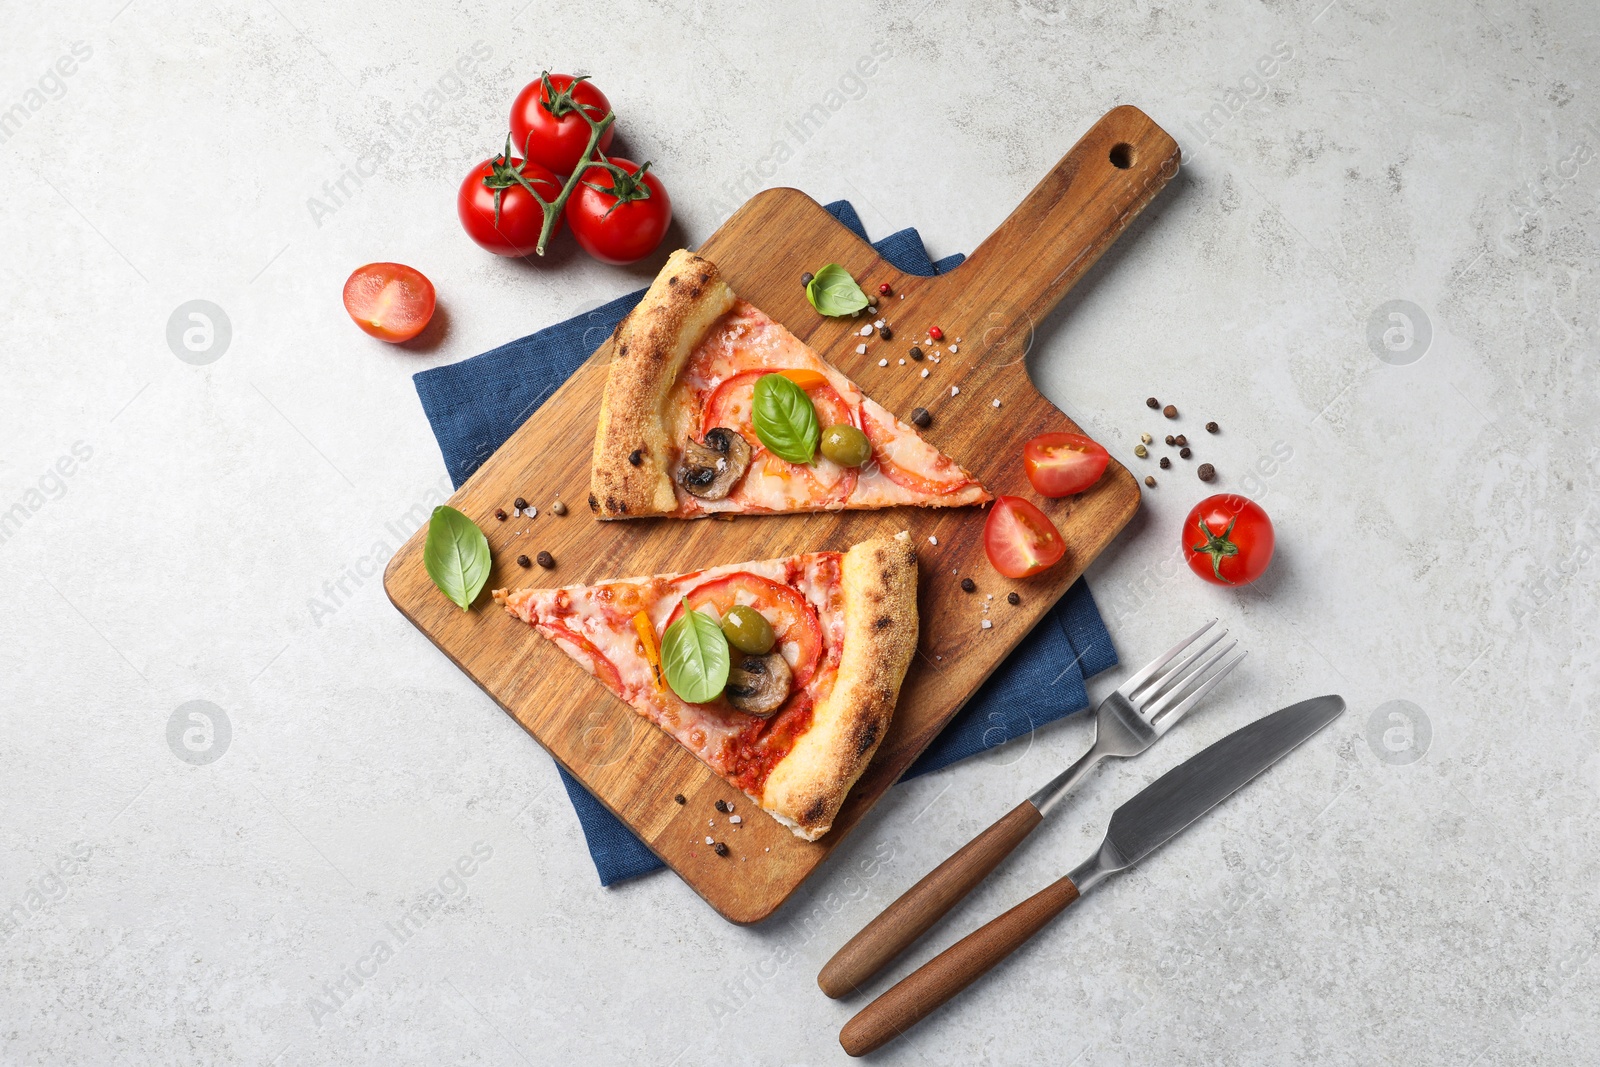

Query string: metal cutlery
[819,619,1244,998]
[839,694,1346,1055]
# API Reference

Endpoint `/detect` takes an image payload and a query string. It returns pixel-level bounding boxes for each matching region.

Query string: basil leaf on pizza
[661,600,731,704]
[805,263,869,317]
[752,373,820,464]
[424,506,491,610]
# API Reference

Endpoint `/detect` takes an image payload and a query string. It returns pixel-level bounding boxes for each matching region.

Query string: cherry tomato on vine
[509,73,614,176]
[342,263,435,343]
[1184,494,1275,586]
[565,159,673,264]
[1023,432,1110,497]
[457,147,562,257]
[983,495,1066,579]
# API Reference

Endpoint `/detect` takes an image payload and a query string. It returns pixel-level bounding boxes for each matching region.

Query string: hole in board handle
[1108,142,1136,169]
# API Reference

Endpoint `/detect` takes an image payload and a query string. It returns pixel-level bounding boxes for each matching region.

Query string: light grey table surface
[3,1,1597,1064]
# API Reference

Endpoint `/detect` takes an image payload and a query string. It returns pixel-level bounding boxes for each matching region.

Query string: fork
[817,619,1244,998]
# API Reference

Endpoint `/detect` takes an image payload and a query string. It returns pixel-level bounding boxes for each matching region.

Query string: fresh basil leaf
[423,505,491,610]
[805,263,869,317]
[661,599,731,704]
[752,373,820,464]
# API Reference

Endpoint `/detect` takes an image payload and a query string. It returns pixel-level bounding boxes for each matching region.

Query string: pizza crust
[589,249,735,519]
[759,532,919,840]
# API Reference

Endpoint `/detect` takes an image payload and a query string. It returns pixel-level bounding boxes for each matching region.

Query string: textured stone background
[2,1,1597,1064]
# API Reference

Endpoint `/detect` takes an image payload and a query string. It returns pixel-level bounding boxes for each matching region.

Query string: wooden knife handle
[818,799,1043,998]
[839,873,1082,1057]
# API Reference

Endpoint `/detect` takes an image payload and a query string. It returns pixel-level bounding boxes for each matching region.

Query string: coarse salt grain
[928,535,938,545]
[857,343,868,355]
[527,506,538,518]
[992,399,1002,408]
[860,324,874,337]
[867,305,877,314]
[705,836,714,845]
[874,320,885,328]
[878,358,889,367]
[981,619,993,629]
[898,358,906,365]
[951,386,960,396]
[730,815,742,824]
[948,345,958,354]
[920,369,929,377]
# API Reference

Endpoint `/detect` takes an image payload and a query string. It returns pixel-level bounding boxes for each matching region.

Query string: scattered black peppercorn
[1159,456,1171,469]
[516,554,531,568]
[1180,446,1192,459]
[1198,463,1216,482]
[960,577,976,593]
[1206,421,1219,434]
[674,793,686,805]
[494,508,507,521]
[1163,404,1178,419]
[1144,475,1157,487]
[552,500,567,516]
[909,346,924,361]
[514,497,528,510]
[910,407,932,428]
[1146,397,1159,409]
[1164,435,1176,446]
[878,325,893,340]
[712,841,729,857]
[1174,434,1188,447]
[536,551,555,569]
[628,449,644,467]
[714,799,729,813]
[801,272,814,288]
[1006,592,1020,605]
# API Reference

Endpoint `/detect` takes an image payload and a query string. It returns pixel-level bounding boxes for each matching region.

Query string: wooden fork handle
[818,800,1043,999]
[839,873,1082,1057]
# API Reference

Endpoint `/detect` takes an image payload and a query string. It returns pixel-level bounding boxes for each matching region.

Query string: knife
[838,694,1345,1056]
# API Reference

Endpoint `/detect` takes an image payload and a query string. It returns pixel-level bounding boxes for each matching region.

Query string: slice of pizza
[588,249,990,519]
[493,533,918,840]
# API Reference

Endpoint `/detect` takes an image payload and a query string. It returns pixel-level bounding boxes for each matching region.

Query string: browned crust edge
[759,533,918,840]
[589,249,736,519]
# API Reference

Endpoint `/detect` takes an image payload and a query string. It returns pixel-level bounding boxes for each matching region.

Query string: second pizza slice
[590,249,991,519]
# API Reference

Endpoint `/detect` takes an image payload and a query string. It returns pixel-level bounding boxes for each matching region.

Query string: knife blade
[839,694,1345,1057]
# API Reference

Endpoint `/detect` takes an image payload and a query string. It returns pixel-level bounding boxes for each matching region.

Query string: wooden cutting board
[385,105,1179,923]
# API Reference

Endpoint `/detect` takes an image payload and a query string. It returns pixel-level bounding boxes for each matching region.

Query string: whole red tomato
[457,148,562,257]
[1023,432,1109,497]
[984,496,1066,578]
[565,159,673,264]
[510,73,614,175]
[1184,494,1275,585]
[342,262,434,343]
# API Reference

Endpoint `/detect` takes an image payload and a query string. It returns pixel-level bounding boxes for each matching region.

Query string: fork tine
[1127,628,1228,707]
[1146,646,1247,732]
[1115,619,1218,699]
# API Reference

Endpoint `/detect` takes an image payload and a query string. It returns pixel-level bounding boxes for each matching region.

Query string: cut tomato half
[664,572,824,687]
[983,495,1067,578]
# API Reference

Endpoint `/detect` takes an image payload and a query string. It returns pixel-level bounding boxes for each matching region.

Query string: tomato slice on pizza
[589,249,991,519]
[494,534,918,840]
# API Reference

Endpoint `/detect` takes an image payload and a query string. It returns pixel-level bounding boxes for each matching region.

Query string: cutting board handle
[943,104,1180,341]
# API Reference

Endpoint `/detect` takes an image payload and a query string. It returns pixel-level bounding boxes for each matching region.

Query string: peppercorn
[1198,463,1216,482]
[1180,446,1192,459]
[910,407,931,428]
[1165,435,1176,446]
[1007,592,1020,605]
[1206,422,1219,434]
[516,554,531,568]
[714,799,729,813]
[712,842,729,856]
[1140,432,1153,444]
[1134,444,1148,458]
[536,551,555,569]
[514,497,527,510]
[552,500,567,516]
[878,282,891,295]
[1163,404,1178,418]
[1145,475,1157,487]
[878,325,893,340]
[1159,456,1171,469]
[495,508,507,521]
[1174,434,1188,447]
[674,793,686,805]
[628,449,643,467]
[960,577,976,593]
[929,326,944,341]
[909,346,924,361]
[1146,397,1159,409]
[801,272,814,288]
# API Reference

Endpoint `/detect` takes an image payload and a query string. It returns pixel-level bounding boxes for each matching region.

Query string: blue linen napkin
[414,201,1118,886]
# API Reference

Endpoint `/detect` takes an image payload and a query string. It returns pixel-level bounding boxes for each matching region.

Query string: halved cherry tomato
[860,407,975,495]
[1023,432,1110,497]
[539,621,622,692]
[342,263,435,343]
[1184,494,1274,586]
[509,73,614,176]
[664,572,824,687]
[983,495,1067,578]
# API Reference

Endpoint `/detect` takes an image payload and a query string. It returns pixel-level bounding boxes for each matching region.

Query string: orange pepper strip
[633,610,664,691]
[776,368,828,391]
